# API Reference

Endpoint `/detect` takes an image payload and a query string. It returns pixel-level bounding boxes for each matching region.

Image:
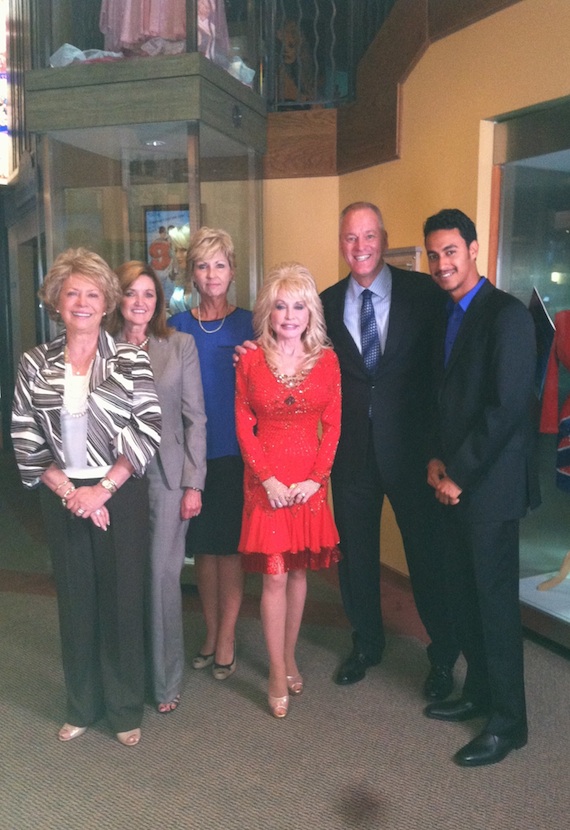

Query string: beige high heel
[537,551,570,591]
[58,723,87,742]
[268,694,289,719]
[116,728,141,746]
[286,674,304,695]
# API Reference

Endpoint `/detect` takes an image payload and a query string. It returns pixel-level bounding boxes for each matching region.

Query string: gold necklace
[269,363,309,406]
[64,345,96,376]
[271,368,308,388]
[197,303,229,334]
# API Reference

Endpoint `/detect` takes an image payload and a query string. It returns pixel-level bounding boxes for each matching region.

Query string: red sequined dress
[235,347,341,574]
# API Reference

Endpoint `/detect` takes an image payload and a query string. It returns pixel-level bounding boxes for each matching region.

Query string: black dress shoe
[335,648,381,685]
[423,664,454,701]
[424,697,488,722]
[454,730,527,767]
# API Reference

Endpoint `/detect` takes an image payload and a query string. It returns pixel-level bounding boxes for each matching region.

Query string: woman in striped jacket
[11,248,161,748]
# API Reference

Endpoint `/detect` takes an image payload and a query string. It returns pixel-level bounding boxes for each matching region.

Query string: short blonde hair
[339,201,385,231]
[186,226,236,290]
[39,248,122,321]
[254,262,330,369]
[106,261,172,340]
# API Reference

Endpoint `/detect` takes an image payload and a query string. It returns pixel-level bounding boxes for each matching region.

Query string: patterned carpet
[1,590,569,830]
[1,450,569,829]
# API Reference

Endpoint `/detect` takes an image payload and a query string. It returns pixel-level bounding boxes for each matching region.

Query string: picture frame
[144,204,189,271]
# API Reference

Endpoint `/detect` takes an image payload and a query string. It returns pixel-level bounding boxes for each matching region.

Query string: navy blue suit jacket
[431,279,540,522]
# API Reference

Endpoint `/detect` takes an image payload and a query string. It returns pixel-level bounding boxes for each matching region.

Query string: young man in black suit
[321,202,459,699]
[423,208,540,766]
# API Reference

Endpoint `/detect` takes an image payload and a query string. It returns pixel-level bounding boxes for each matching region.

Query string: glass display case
[498,153,570,648]
[19,51,265,347]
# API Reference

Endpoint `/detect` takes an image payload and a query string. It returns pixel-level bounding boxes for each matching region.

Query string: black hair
[423,209,477,247]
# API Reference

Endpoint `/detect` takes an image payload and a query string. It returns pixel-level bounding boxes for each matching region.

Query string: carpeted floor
[1,449,569,829]
[1,590,569,830]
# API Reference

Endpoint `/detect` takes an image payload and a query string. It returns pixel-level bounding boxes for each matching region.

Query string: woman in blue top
[169,227,253,679]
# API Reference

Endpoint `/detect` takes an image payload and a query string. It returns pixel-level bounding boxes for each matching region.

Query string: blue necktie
[444,303,464,366]
[360,289,381,373]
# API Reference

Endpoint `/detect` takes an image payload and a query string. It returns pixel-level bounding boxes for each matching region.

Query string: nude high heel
[58,723,88,742]
[268,694,289,719]
[116,728,141,746]
[286,674,304,695]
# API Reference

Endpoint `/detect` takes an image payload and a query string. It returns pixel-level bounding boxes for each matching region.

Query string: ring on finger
[77,508,85,516]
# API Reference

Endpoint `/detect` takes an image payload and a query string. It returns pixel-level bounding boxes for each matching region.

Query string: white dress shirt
[343,264,392,355]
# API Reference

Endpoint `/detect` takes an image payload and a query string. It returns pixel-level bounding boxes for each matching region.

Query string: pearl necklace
[127,336,149,349]
[197,303,229,334]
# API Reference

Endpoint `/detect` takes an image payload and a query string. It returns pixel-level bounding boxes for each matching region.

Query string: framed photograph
[144,204,189,273]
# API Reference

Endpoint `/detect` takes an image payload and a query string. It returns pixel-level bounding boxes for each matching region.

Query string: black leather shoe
[424,698,488,722]
[335,648,381,685]
[454,730,527,767]
[423,664,454,701]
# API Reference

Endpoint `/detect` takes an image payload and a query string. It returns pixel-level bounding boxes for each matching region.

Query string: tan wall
[263,177,339,291]
[263,0,570,574]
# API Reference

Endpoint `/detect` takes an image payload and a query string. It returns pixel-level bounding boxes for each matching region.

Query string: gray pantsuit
[146,332,207,703]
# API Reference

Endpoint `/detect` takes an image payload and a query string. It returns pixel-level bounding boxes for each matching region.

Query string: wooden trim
[487,163,502,285]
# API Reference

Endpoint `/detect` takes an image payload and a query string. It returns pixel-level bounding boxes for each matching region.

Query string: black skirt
[186,455,244,556]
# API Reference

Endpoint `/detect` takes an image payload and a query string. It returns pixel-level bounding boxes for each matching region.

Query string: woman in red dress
[235,263,341,718]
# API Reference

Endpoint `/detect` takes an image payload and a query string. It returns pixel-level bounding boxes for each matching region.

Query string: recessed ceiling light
[145,140,166,147]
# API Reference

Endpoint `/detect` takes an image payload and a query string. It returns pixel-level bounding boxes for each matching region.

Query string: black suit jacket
[321,265,445,487]
[431,279,540,522]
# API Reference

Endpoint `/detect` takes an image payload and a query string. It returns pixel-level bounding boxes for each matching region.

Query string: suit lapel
[328,277,368,376]
[444,280,493,376]
[147,335,167,375]
[381,267,406,363]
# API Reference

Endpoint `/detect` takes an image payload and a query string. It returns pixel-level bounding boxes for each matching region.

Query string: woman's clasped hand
[263,476,321,508]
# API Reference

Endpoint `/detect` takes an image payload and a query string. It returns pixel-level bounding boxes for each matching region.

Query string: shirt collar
[348,262,392,301]
[447,276,486,315]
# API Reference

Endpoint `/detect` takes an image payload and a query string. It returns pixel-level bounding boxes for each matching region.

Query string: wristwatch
[99,477,118,494]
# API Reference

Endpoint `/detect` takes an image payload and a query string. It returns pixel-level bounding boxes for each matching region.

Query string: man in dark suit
[423,208,539,766]
[320,202,459,699]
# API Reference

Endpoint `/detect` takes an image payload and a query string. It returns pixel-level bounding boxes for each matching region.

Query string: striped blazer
[12,329,162,488]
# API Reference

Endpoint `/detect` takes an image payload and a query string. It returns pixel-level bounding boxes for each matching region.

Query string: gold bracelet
[61,484,76,506]
[55,479,71,493]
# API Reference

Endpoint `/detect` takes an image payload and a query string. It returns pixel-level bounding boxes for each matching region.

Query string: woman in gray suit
[108,261,207,714]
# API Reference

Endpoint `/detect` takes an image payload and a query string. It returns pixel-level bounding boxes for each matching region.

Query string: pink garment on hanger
[99,0,186,52]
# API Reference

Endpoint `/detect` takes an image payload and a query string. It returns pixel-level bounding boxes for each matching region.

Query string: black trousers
[40,476,149,733]
[438,508,527,737]
[332,425,459,666]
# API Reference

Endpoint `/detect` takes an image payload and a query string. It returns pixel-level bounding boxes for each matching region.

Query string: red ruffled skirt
[239,500,340,575]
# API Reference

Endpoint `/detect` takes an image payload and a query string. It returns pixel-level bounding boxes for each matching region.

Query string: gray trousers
[147,469,189,703]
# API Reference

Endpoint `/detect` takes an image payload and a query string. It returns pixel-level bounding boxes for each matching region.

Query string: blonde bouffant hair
[39,247,122,321]
[254,262,331,371]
